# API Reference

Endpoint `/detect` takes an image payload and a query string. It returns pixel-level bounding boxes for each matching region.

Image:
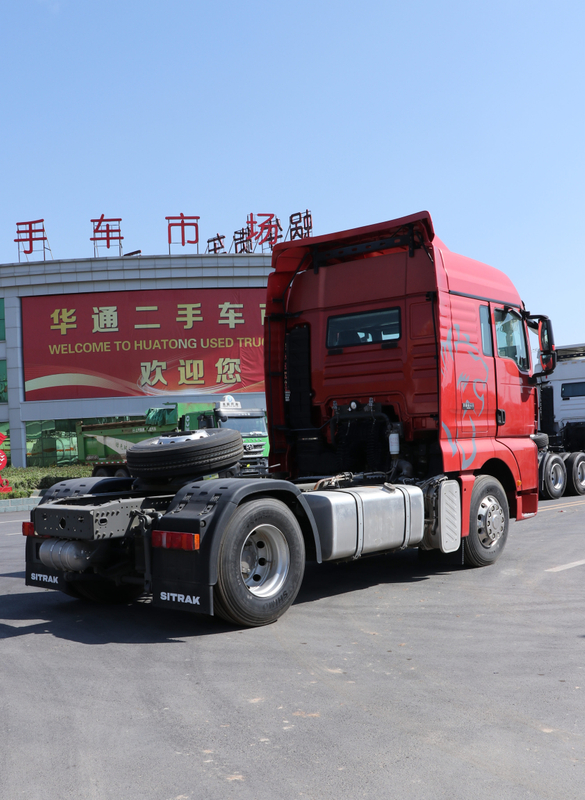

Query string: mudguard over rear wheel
[464,475,509,567]
[213,498,306,627]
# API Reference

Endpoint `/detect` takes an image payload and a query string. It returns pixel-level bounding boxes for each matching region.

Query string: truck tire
[530,432,549,450]
[126,429,243,479]
[540,453,566,500]
[58,582,85,600]
[565,452,585,496]
[464,475,509,567]
[213,498,306,627]
[67,580,145,604]
[93,467,110,477]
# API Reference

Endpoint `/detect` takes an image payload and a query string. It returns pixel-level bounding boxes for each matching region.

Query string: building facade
[0,252,272,467]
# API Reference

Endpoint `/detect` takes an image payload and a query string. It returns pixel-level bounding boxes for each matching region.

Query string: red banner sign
[22,289,267,400]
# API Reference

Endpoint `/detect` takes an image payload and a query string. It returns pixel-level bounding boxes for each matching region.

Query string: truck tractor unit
[537,343,585,499]
[24,211,556,627]
[78,397,269,478]
[197,396,269,477]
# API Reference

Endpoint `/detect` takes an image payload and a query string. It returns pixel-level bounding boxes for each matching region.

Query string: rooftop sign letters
[13,210,313,261]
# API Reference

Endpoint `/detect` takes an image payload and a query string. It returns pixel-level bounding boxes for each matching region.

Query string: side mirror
[538,317,557,374]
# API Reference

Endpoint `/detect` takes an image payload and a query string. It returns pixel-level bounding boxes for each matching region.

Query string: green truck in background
[77,396,269,478]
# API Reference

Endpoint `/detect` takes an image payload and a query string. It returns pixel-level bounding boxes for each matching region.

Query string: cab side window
[326,308,400,348]
[494,309,529,371]
[479,305,493,357]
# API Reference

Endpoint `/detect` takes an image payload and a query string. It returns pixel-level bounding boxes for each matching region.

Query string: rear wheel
[464,475,509,567]
[214,498,305,627]
[58,582,85,600]
[540,453,566,499]
[565,452,585,496]
[93,467,110,477]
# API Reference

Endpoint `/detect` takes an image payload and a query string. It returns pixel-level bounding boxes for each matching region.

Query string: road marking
[0,619,51,628]
[5,532,22,536]
[539,500,585,512]
[546,559,585,573]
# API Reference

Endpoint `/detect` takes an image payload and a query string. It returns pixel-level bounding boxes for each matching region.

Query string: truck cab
[213,396,269,476]
[265,211,555,522]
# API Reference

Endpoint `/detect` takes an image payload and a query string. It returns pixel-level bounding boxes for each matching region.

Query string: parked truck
[78,396,269,478]
[537,343,585,499]
[24,211,556,627]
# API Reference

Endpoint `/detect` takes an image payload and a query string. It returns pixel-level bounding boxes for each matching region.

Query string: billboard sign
[22,288,266,401]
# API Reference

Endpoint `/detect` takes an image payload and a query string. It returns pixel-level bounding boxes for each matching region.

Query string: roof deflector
[308,211,434,273]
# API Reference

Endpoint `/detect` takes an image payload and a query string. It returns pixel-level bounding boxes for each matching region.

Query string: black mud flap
[151,548,213,615]
[25,538,64,591]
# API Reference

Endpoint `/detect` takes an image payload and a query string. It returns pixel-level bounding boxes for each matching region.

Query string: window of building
[327,308,401,349]
[0,299,5,341]
[0,361,7,403]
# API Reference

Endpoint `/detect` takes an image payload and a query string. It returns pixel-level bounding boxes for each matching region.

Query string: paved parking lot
[1,498,584,800]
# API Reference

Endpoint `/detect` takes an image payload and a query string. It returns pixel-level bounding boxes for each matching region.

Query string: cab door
[491,305,536,437]
[450,300,497,469]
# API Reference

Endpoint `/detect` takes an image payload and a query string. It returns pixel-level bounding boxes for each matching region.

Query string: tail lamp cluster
[23,522,199,552]
[152,530,199,551]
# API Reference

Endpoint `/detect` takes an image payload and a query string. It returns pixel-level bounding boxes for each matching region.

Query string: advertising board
[22,288,266,400]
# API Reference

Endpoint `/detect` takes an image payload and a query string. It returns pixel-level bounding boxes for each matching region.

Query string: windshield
[218,416,267,436]
[145,407,178,427]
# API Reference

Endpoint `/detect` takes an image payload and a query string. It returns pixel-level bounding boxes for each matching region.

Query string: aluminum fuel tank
[303,484,424,561]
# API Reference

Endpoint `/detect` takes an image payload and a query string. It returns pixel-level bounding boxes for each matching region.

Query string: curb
[0,497,42,513]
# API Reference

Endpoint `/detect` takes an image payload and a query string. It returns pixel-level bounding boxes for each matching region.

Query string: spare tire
[127,428,244,479]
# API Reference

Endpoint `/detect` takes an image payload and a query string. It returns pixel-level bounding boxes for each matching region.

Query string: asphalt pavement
[1,498,584,800]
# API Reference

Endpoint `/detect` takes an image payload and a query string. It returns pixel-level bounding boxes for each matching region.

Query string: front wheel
[464,475,509,567]
[214,498,306,627]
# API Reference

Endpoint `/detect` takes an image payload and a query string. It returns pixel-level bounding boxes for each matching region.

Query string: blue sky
[1,0,583,345]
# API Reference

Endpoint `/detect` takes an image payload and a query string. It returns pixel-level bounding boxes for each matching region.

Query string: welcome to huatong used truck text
[24,211,556,627]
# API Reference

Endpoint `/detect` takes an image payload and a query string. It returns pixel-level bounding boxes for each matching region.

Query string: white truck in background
[538,343,585,499]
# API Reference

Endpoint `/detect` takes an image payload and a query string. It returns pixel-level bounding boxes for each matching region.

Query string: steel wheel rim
[577,459,585,489]
[240,524,290,598]
[476,494,505,549]
[550,462,564,491]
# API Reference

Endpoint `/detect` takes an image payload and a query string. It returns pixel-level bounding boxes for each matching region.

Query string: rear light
[152,530,199,551]
[22,522,35,537]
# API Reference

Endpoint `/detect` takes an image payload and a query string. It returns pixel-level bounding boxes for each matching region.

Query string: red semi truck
[24,212,555,627]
